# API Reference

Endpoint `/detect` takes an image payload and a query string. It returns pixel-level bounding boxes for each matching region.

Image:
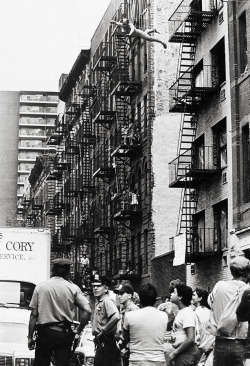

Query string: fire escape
[105,6,143,280]
[168,0,220,262]
[76,85,95,257]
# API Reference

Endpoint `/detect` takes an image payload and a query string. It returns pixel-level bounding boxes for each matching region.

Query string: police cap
[91,273,111,287]
[52,258,73,266]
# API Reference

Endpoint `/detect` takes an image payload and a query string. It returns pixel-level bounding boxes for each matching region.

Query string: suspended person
[110,18,167,49]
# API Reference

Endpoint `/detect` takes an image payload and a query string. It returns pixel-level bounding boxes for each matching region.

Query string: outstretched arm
[110,20,123,26]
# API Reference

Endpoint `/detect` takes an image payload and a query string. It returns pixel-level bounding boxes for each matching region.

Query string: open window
[213,199,228,250]
[211,38,226,86]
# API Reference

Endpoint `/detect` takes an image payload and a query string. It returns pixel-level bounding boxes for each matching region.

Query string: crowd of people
[27,255,250,366]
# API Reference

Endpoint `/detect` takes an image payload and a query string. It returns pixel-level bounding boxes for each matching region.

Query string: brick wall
[151,251,186,298]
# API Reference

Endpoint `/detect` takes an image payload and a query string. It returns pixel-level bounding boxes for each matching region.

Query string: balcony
[169,146,219,187]
[186,227,223,262]
[64,177,78,197]
[65,134,79,155]
[76,123,95,146]
[92,145,115,179]
[111,194,141,222]
[169,65,218,112]
[93,41,116,71]
[169,0,218,43]
[77,173,94,194]
[52,229,62,251]
[115,257,143,280]
[45,158,63,181]
[44,193,65,215]
[61,222,77,239]
[32,197,43,210]
[110,68,141,97]
[91,96,116,124]
[93,210,111,236]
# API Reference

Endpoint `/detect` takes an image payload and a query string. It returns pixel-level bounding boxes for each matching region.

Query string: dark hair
[52,264,71,279]
[169,279,182,294]
[139,283,157,307]
[176,283,193,306]
[195,287,210,309]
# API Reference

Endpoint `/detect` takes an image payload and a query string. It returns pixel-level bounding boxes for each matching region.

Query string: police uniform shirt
[92,294,119,336]
[30,276,89,324]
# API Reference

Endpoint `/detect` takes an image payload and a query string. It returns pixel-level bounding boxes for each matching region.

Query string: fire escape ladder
[178,186,198,263]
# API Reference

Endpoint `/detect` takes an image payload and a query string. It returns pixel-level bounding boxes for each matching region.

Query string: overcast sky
[0,0,111,92]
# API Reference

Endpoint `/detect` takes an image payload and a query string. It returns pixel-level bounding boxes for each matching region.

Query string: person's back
[125,306,168,361]
[34,277,82,324]
[123,283,168,364]
[208,279,247,325]
[208,256,250,366]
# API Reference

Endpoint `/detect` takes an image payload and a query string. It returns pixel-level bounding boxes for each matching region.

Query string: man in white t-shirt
[122,283,168,366]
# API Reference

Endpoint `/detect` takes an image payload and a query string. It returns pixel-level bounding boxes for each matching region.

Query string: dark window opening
[211,38,226,86]
[242,124,250,202]
[239,12,248,74]
[214,199,228,250]
[213,118,227,169]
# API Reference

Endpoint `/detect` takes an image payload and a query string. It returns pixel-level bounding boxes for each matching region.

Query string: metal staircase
[168,0,219,261]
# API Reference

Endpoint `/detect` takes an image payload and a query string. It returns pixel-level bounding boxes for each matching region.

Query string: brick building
[167,0,250,290]
[20,0,183,295]
[21,0,250,296]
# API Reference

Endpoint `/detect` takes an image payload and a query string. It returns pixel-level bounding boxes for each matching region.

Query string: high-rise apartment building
[0,90,58,227]
[18,91,58,202]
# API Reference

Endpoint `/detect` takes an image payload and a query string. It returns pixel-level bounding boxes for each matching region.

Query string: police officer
[92,273,121,366]
[28,258,91,366]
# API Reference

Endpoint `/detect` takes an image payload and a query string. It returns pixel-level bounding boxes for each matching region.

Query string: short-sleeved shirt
[92,294,119,336]
[29,276,89,324]
[172,306,196,346]
[123,306,168,362]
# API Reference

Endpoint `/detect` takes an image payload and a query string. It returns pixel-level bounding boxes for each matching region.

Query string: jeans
[213,337,249,366]
[34,328,74,366]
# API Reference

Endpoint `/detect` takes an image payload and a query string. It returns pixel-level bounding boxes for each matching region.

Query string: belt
[47,325,66,332]
[216,336,247,342]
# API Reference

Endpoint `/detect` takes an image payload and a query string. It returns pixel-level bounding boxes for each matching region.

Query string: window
[137,40,141,80]
[144,230,148,274]
[242,124,250,202]
[193,60,204,87]
[239,12,248,74]
[213,118,227,169]
[131,50,135,81]
[193,135,205,170]
[214,200,228,250]
[144,41,147,73]
[143,95,147,137]
[211,38,226,86]
[194,211,205,252]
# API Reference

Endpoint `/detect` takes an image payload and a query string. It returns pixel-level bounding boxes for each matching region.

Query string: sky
[0,0,111,92]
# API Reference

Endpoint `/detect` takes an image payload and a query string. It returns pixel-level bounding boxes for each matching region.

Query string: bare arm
[28,308,38,350]
[75,297,92,334]
[110,20,123,26]
[170,327,195,360]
